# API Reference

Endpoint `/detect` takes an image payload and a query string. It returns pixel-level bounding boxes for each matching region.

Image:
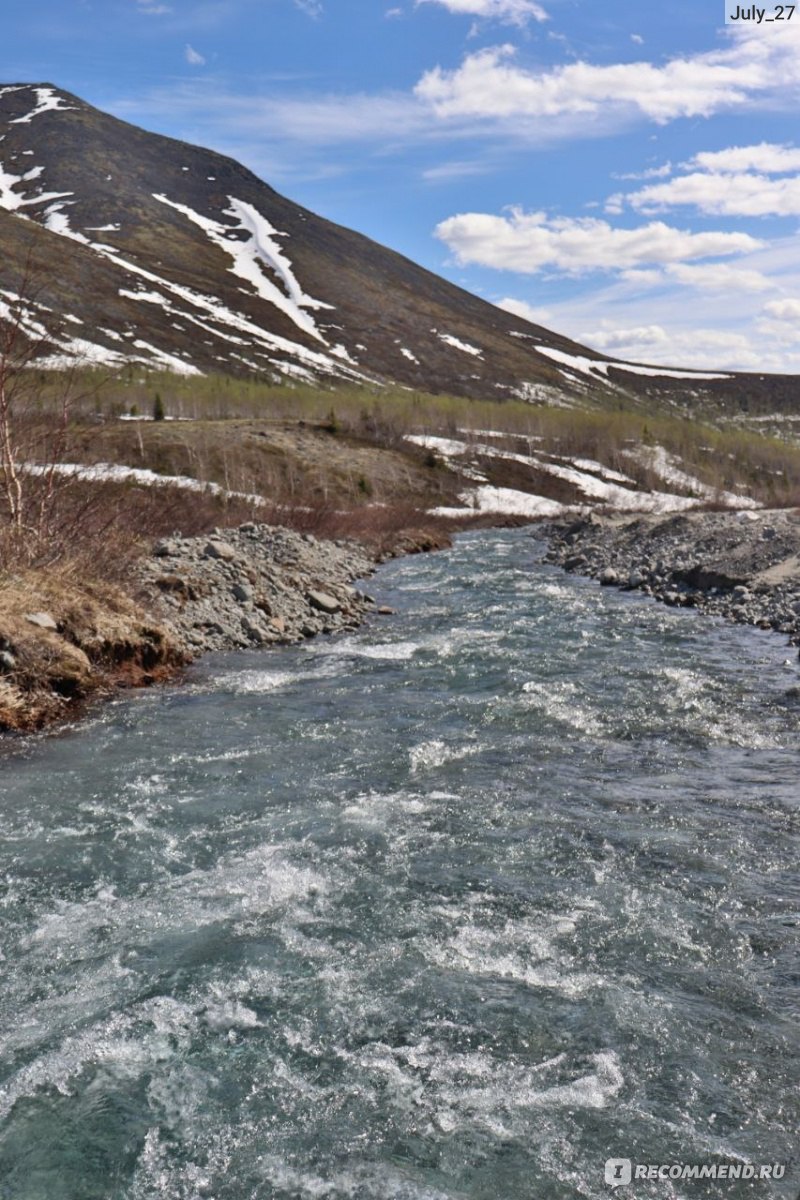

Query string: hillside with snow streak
[2,83,799,417]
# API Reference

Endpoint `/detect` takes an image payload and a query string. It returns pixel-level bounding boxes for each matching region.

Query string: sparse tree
[152,392,165,422]
[0,240,108,564]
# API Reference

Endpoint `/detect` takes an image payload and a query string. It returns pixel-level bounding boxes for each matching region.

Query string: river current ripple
[0,529,798,1199]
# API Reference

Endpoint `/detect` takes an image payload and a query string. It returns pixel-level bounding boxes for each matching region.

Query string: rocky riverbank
[136,523,378,655]
[541,508,800,651]
[0,521,442,734]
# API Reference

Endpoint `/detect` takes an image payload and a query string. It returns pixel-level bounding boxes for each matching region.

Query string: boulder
[599,568,618,586]
[203,540,237,561]
[308,590,340,614]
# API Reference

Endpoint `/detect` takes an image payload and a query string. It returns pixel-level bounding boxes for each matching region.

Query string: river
[0,529,798,1199]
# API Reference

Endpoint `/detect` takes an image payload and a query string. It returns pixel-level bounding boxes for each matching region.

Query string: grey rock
[203,540,237,561]
[25,611,58,631]
[232,582,254,603]
[153,539,180,557]
[308,589,340,614]
[599,567,618,586]
[0,650,16,673]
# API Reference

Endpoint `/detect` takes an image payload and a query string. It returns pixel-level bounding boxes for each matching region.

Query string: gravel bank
[541,508,800,652]
[136,523,379,656]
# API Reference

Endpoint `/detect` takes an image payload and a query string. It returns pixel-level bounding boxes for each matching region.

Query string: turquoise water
[0,529,798,1199]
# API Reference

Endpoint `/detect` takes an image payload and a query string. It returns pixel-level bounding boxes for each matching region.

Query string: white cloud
[622,170,800,216]
[580,324,668,350]
[417,0,548,25]
[690,142,800,174]
[435,208,763,274]
[294,0,323,15]
[422,159,490,181]
[580,325,769,370]
[497,297,551,324]
[613,163,672,181]
[135,0,172,11]
[759,298,800,341]
[185,44,206,66]
[664,262,771,292]
[414,24,800,127]
[630,33,643,45]
[763,298,800,321]
[495,232,800,371]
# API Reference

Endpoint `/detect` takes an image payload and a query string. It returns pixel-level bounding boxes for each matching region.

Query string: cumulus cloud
[763,298,800,320]
[759,298,800,340]
[135,0,172,12]
[417,0,548,25]
[185,44,206,65]
[414,23,800,126]
[690,142,800,174]
[434,208,763,274]
[607,142,800,217]
[620,170,800,217]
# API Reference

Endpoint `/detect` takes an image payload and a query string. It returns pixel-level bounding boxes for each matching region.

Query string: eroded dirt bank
[0,523,450,734]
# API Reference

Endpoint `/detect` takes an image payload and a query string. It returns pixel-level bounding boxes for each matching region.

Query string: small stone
[153,539,179,557]
[377,605,395,615]
[599,568,618,586]
[0,650,16,673]
[628,571,645,589]
[232,583,254,603]
[203,540,237,561]
[269,616,286,634]
[308,589,340,614]
[25,612,58,631]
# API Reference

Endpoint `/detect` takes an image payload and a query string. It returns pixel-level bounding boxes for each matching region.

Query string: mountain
[1,83,798,415]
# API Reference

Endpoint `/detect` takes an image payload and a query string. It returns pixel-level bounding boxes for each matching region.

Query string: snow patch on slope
[535,345,729,383]
[153,193,331,343]
[624,445,759,508]
[437,332,483,358]
[43,201,90,244]
[406,434,750,514]
[9,87,75,125]
[433,488,566,519]
[22,462,262,505]
[0,162,70,213]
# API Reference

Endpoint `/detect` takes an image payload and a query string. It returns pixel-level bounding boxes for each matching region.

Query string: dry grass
[0,562,182,731]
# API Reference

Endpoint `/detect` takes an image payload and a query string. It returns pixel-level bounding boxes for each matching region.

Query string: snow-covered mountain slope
[1,83,798,414]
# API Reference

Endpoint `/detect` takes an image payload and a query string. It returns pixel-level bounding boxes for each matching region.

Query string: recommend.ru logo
[604,1158,786,1187]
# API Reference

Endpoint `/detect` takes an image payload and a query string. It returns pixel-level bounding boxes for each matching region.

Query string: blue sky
[4,0,800,372]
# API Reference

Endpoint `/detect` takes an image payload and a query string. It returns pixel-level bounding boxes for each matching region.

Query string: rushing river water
[0,529,798,1200]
